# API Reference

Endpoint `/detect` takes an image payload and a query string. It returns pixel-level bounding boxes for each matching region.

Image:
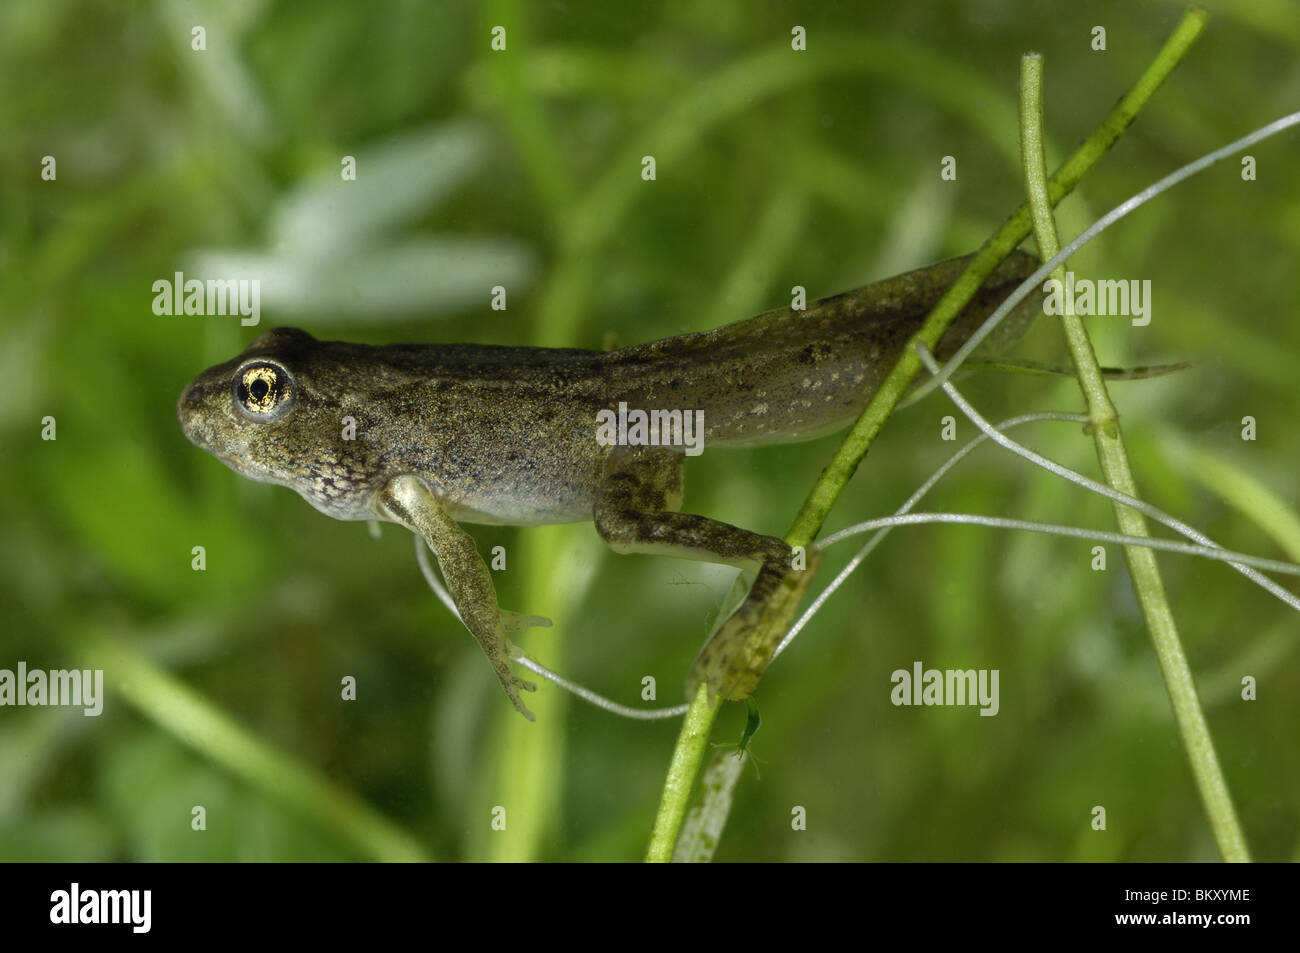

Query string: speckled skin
[178,251,1037,716]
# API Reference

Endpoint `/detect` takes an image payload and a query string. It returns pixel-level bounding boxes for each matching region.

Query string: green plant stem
[645,8,1210,863]
[645,684,715,862]
[77,628,430,862]
[1019,50,1249,862]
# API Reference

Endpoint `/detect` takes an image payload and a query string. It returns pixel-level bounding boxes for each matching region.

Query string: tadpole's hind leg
[593,446,798,702]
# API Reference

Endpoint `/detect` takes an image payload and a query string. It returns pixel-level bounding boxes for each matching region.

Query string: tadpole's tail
[604,250,1040,447]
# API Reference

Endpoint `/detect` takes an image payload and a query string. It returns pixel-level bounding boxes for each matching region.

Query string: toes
[513,697,537,722]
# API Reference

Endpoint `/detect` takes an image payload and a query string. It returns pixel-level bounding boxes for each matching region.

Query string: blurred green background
[2,0,1298,861]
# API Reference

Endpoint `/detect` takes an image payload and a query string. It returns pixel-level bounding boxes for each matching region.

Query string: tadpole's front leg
[377,474,541,720]
[593,447,808,702]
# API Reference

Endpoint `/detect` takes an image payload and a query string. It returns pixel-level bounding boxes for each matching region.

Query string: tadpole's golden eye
[233,360,296,421]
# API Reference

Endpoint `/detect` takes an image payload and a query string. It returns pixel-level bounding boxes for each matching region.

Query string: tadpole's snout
[177,378,196,426]
[177,372,219,449]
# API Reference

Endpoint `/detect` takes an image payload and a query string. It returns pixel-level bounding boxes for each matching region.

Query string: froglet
[178,251,1037,719]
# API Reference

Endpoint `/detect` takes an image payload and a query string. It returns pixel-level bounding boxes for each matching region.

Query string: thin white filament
[773,411,1089,661]
[819,513,1300,577]
[906,110,1300,406]
[779,401,1300,664]
[915,343,1300,613]
[413,534,689,719]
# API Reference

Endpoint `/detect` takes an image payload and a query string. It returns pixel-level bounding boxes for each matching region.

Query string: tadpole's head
[178,327,384,518]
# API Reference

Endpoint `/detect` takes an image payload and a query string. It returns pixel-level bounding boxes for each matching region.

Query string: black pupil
[250,378,271,402]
